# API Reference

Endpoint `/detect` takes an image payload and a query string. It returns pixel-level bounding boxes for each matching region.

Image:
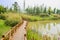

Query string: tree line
[25,6,60,15]
[0,2,20,14]
[0,2,60,15]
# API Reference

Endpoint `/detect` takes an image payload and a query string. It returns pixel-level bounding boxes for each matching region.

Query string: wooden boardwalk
[11,21,27,40]
[1,20,28,40]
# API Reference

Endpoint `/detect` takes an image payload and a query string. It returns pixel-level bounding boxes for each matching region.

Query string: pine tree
[48,7,51,15]
[44,7,47,13]
[13,2,18,12]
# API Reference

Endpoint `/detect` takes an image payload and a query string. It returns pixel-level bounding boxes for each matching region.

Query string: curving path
[11,21,27,40]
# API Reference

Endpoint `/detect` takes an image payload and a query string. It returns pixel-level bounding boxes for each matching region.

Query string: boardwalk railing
[1,20,23,40]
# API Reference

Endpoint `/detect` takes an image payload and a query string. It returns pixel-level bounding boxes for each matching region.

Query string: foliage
[27,29,42,40]
[25,7,41,15]
[5,19,19,27]
[25,5,52,15]
[21,14,41,21]
[25,4,60,16]
[53,8,56,14]
[20,13,60,22]
[0,20,11,38]
[26,21,60,40]
[0,5,6,13]
[48,7,52,15]
[0,13,22,27]
[43,7,47,13]
[4,13,22,27]
[39,13,49,17]
[56,9,60,14]
[9,7,13,12]
[12,2,20,12]
[0,14,6,20]
[0,13,23,39]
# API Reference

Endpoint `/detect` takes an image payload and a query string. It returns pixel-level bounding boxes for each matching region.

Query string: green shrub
[50,17,60,20]
[4,13,22,27]
[39,13,49,17]
[0,14,6,20]
[5,19,19,27]
[21,14,41,21]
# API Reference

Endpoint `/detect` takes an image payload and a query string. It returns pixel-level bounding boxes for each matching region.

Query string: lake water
[30,20,60,40]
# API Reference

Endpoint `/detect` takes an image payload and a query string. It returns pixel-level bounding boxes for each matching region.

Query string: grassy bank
[0,13,22,39]
[0,12,60,40]
[26,21,42,40]
[20,13,60,21]
[0,13,22,27]
[27,29,42,40]
[0,20,11,38]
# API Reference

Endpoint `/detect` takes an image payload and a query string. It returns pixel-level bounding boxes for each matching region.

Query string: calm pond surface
[30,20,60,40]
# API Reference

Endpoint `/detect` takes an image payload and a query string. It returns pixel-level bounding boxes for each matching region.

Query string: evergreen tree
[48,7,51,15]
[54,8,56,14]
[13,2,18,12]
[0,5,6,13]
[40,6,43,13]
[43,7,47,13]
[35,7,40,15]
[9,7,13,12]
[56,9,60,14]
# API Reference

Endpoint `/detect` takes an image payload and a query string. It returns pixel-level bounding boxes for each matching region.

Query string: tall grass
[26,20,60,40]
[26,22,42,40]
[0,13,22,27]
[0,13,23,39]
[27,29,42,40]
[20,13,60,21]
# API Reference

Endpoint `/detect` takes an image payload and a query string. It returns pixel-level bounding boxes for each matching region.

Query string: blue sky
[0,0,60,9]
[0,0,16,7]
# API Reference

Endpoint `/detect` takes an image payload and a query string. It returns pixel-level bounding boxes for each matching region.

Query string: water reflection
[31,22,60,40]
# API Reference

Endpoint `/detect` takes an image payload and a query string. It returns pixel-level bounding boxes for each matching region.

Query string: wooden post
[1,35,5,40]
[24,34,26,40]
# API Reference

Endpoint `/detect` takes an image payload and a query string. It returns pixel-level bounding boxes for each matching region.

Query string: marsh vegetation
[27,20,60,40]
[0,1,60,40]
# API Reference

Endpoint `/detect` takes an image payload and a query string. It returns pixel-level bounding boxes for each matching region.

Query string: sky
[0,0,60,9]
